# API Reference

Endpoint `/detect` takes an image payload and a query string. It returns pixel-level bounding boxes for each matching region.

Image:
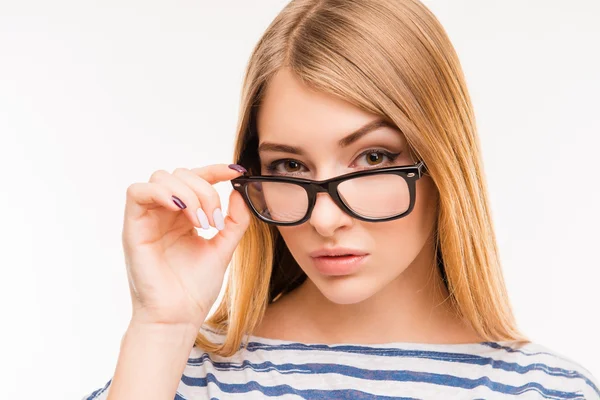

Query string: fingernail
[172,195,186,209]
[213,208,225,231]
[228,164,247,174]
[196,208,210,230]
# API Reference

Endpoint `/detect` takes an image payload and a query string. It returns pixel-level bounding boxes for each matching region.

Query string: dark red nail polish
[228,164,247,173]
[172,195,186,209]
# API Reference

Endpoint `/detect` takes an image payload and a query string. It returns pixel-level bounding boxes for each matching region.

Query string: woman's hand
[121,163,250,330]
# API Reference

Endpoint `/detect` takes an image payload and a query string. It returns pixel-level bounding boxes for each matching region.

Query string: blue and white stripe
[83,325,600,399]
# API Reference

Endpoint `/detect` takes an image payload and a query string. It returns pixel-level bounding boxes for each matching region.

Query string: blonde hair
[195,0,529,356]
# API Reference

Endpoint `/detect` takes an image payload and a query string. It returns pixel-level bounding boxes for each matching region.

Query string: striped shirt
[83,324,600,399]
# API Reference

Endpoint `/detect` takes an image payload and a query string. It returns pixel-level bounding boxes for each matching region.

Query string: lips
[310,251,369,276]
[309,247,368,258]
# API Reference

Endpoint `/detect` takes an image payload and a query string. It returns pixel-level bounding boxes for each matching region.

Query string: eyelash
[264,148,401,176]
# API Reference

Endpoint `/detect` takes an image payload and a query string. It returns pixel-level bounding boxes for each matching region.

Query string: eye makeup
[263,148,402,176]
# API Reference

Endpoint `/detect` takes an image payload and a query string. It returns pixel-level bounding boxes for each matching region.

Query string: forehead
[256,68,381,142]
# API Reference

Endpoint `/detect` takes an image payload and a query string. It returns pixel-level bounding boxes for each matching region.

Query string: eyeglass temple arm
[416,160,427,178]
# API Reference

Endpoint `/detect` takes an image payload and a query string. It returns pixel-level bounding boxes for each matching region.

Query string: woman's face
[256,68,439,305]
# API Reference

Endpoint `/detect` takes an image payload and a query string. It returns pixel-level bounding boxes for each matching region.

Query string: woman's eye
[355,150,399,167]
[282,160,302,172]
[365,151,384,165]
[266,159,305,174]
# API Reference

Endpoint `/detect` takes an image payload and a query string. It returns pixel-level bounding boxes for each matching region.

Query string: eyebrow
[257,118,395,156]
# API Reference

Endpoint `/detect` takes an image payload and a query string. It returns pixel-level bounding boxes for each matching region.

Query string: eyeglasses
[230,160,427,226]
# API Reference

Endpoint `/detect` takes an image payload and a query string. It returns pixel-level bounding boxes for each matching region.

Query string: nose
[308,192,353,237]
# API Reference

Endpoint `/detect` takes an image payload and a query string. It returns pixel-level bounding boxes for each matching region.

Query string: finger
[172,168,224,230]
[125,181,185,220]
[189,163,246,185]
[148,170,204,228]
[211,188,252,260]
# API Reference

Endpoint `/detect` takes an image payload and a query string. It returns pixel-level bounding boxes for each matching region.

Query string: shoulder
[176,325,257,398]
[482,340,600,399]
[81,378,112,400]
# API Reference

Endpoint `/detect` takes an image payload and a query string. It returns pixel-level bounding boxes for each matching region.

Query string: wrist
[124,319,200,347]
[129,307,208,333]
[108,319,200,400]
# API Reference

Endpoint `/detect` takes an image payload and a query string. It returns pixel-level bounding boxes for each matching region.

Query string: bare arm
[106,319,204,400]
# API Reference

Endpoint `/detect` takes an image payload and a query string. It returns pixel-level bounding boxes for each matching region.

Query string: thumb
[212,189,252,257]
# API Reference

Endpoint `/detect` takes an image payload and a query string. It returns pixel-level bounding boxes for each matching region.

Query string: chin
[309,273,379,305]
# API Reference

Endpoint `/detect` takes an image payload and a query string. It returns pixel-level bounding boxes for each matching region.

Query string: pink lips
[309,247,369,276]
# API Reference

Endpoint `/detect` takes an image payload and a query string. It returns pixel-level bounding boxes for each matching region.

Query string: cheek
[276,225,304,251]
[368,178,438,257]
[415,177,439,235]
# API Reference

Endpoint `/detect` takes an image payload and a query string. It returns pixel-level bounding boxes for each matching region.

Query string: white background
[0,1,598,398]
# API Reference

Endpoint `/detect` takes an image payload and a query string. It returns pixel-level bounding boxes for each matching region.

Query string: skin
[253,67,481,345]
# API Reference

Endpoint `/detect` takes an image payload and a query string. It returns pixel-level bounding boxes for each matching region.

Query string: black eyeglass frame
[230,160,427,226]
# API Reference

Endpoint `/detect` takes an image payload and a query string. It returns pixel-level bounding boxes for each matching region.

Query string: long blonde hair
[195,0,529,356]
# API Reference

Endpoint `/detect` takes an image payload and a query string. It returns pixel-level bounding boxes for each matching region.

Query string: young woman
[84,0,599,398]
